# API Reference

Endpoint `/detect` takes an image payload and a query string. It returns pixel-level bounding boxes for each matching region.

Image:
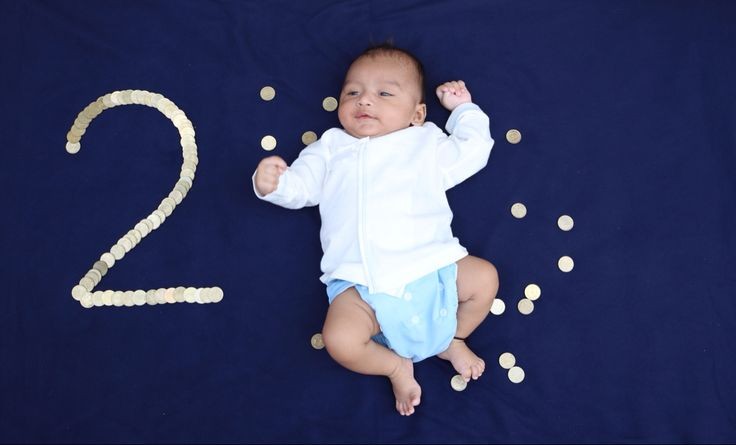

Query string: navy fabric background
[2,1,735,443]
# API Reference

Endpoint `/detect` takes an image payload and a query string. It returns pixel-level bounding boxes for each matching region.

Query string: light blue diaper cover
[326,263,459,363]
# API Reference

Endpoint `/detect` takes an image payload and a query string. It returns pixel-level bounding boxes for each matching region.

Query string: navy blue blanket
[2,1,735,442]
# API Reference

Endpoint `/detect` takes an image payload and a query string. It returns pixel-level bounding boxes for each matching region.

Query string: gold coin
[524,284,541,301]
[517,298,534,315]
[510,202,527,219]
[261,135,277,151]
[302,131,318,145]
[506,129,522,144]
[173,286,185,303]
[93,260,108,276]
[66,142,80,154]
[110,244,125,260]
[79,277,95,292]
[450,374,467,391]
[508,366,525,383]
[260,86,276,101]
[498,352,516,369]
[322,96,338,112]
[164,288,176,304]
[184,287,197,303]
[310,333,325,349]
[210,287,224,303]
[490,298,505,315]
[71,285,88,301]
[558,255,574,272]
[133,290,146,306]
[100,252,115,268]
[558,215,574,231]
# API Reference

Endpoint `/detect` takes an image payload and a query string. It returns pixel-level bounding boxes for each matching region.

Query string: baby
[254,44,498,416]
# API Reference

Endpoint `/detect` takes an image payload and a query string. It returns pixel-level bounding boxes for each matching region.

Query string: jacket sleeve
[437,103,494,190]
[252,133,330,209]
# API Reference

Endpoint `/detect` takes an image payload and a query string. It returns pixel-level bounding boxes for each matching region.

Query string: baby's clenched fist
[255,155,287,196]
[436,80,472,111]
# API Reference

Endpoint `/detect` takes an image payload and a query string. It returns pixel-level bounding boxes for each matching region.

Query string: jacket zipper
[356,138,373,291]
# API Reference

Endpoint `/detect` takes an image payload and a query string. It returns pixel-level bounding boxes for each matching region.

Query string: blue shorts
[326,263,459,363]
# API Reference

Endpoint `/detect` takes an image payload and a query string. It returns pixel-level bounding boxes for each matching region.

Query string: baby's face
[338,54,426,138]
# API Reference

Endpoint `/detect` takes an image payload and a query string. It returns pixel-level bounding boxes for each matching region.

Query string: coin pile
[498,352,525,384]
[66,89,223,308]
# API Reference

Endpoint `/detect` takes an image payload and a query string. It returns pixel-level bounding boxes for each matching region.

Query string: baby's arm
[252,136,330,209]
[435,80,494,190]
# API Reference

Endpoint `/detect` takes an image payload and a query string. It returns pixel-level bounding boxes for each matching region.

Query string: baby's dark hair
[353,43,426,103]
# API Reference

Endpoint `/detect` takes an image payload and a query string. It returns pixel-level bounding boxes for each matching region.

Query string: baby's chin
[343,125,411,139]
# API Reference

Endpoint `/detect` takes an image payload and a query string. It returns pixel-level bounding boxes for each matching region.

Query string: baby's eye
[379,91,393,97]
[345,91,359,97]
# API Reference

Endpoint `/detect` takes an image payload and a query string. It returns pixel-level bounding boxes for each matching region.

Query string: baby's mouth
[356,113,375,120]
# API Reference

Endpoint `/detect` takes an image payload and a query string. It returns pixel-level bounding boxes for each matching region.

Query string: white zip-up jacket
[254,103,493,297]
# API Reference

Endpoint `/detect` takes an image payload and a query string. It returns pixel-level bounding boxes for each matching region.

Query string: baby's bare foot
[437,339,486,382]
[388,357,421,416]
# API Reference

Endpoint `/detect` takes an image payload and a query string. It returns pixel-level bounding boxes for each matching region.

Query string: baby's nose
[358,94,372,106]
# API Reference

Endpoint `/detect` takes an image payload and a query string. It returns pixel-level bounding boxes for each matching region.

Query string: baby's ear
[411,103,427,126]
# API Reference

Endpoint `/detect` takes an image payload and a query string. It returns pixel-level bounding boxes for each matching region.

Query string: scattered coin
[498,352,516,369]
[490,298,506,315]
[261,135,277,151]
[518,298,534,315]
[506,129,522,144]
[558,215,574,231]
[302,131,318,145]
[450,374,467,391]
[511,202,527,219]
[260,86,275,101]
[311,333,325,349]
[508,366,525,383]
[558,256,574,272]
[322,96,338,112]
[524,284,541,301]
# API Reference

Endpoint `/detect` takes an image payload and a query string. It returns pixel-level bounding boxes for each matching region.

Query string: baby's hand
[254,155,287,196]
[436,80,472,111]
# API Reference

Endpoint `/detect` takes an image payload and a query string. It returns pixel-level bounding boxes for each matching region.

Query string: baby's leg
[322,288,421,416]
[438,255,499,381]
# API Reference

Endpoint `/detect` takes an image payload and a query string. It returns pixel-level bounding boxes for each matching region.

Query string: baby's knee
[476,260,499,301]
[321,323,362,364]
[484,261,499,295]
